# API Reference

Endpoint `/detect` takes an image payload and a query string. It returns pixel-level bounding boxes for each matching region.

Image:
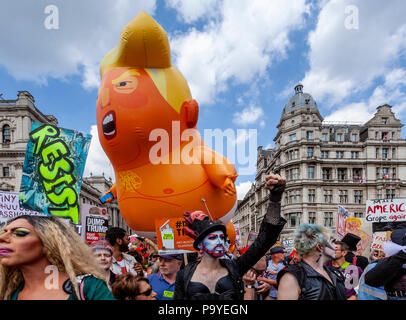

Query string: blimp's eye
[119,81,127,87]
[112,77,138,94]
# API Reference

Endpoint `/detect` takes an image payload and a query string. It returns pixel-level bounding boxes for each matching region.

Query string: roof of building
[282,83,318,116]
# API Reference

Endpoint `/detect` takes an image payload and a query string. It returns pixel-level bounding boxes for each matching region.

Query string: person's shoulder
[148,273,160,281]
[82,275,116,300]
[123,253,136,262]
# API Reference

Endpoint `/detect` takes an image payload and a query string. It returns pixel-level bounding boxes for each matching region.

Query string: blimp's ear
[181,99,199,128]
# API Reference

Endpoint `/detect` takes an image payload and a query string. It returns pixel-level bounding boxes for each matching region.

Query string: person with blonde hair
[0,215,115,300]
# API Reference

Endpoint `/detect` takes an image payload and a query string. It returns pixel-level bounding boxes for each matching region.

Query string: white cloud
[233,104,264,126]
[236,181,253,200]
[302,0,406,106]
[0,1,156,89]
[84,125,115,181]
[165,0,221,23]
[170,0,310,105]
[324,68,406,122]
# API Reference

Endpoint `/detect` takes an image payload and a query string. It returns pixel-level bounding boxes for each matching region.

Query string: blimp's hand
[221,176,237,196]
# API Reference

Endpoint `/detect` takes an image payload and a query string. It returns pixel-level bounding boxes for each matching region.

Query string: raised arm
[236,174,286,276]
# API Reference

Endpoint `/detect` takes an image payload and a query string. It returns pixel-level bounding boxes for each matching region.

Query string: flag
[359,178,366,184]
[383,174,389,179]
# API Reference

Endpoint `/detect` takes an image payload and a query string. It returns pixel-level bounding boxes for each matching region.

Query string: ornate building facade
[0,91,132,234]
[233,84,406,245]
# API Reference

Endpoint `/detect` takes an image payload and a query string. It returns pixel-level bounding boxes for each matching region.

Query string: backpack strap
[75,274,93,300]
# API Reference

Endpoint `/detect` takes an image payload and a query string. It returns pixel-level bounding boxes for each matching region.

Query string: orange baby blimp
[97,12,238,235]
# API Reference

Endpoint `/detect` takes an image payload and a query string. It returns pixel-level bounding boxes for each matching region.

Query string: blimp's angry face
[96,67,184,168]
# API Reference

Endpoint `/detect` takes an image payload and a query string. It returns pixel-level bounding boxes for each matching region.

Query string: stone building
[232,84,406,244]
[0,91,132,234]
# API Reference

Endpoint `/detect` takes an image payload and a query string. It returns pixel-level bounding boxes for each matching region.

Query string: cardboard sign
[155,217,197,254]
[81,203,109,244]
[345,218,372,255]
[337,205,348,238]
[365,198,406,223]
[0,191,46,226]
[19,122,91,224]
[246,231,258,247]
[282,238,295,253]
[371,231,391,251]
[234,223,241,245]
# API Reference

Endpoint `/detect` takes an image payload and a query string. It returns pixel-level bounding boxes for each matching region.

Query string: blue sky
[1,0,406,199]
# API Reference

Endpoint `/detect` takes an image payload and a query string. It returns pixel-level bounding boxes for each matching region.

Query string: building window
[339,190,348,204]
[382,132,388,141]
[336,151,344,159]
[308,189,315,203]
[322,133,328,142]
[288,149,299,160]
[351,151,359,159]
[351,133,358,142]
[308,166,315,179]
[3,167,10,177]
[376,148,380,159]
[308,212,316,224]
[382,117,388,124]
[2,125,11,143]
[392,168,396,179]
[288,167,299,180]
[353,168,362,181]
[324,212,333,228]
[392,148,396,159]
[375,131,379,139]
[354,190,363,204]
[354,212,364,218]
[289,213,301,228]
[337,168,347,180]
[321,151,329,159]
[377,189,382,199]
[382,167,389,179]
[376,167,380,179]
[289,133,297,142]
[307,147,314,157]
[324,190,333,203]
[382,148,388,159]
[386,189,396,199]
[288,190,301,204]
[307,131,313,140]
[322,168,332,180]
[337,133,343,142]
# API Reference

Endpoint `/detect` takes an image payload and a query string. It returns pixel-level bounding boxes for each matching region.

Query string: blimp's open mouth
[102,110,116,140]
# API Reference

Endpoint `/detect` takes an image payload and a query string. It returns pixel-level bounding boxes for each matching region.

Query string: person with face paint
[0,215,115,300]
[277,224,347,300]
[174,173,287,300]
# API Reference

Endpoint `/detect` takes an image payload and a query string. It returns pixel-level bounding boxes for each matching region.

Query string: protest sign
[80,204,109,244]
[371,231,391,251]
[282,238,295,253]
[365,198,406,223]
[337,205,348,238]
[19,122,91,224]
[155,217,197,254]
[234,223,241,246]
[345,218,372,255]
[0,191,46,227]
[246,231,258,247]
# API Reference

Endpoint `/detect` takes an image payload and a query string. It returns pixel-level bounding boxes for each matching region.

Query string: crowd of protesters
[1,174,406,300]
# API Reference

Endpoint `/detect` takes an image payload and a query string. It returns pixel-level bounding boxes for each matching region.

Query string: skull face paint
[323,235,337,260]
[201,231,226,258]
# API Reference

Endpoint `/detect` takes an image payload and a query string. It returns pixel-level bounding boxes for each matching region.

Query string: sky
[1,0,406,200]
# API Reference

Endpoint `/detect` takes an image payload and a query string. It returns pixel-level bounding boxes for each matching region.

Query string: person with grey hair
[276,224,346,300]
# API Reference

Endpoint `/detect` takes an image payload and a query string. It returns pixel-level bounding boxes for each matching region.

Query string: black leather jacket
[277,261,347,300]
[174,201,286,300]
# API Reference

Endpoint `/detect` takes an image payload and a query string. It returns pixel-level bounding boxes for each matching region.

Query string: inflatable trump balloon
[97,12,237,235]
[225,221,236,254]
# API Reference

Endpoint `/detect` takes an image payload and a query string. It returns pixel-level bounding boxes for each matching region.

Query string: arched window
[2,124,10,143]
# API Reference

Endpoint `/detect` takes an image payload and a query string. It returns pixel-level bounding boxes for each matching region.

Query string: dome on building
[282,83,318,115]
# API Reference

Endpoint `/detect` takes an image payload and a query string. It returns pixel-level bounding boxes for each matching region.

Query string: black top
[277,261,347,300]
[187,274,234,300]
[174,201,286,300]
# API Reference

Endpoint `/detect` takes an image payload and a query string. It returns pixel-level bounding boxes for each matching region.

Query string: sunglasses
[252,268,265,276]
[137,287,153,296]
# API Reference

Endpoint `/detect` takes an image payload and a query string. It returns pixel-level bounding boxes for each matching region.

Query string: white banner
[365,198,406,223]
[0,191,45,226]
